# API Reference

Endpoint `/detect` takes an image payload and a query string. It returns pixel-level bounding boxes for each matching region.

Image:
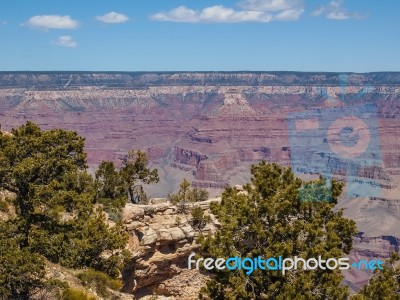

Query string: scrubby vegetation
[198,162,357,300]
[0,198,8,212]
[62,288,96,300]
[351,252,400,300]
[0,122,158,299]
[95,150,159,207]
[0,221,46,299]
[190,206,211,230]
[78,269,123,298]
[168,179,209,212]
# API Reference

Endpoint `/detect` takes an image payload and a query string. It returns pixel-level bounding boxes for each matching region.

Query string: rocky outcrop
[121,198,221,299]
[174,147,207,168]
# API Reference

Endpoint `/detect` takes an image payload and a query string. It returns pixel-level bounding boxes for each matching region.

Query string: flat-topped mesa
[1,72,400,88]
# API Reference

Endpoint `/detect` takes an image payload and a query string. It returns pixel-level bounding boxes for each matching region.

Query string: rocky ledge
[120,198,221,299]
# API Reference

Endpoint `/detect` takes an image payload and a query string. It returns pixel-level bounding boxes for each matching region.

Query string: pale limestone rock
[169,227,185,241]
[143,203,171,214]
[149,198,169,205]
[126,221,145,231]
[163,208,176,215]
[157,229,173,241]
[122,198,220,298]
[180,225,195,238]
[152,267,209,300]
[234,184,244,191]
[122,204,145,223]
[153,214,176,227]
[141,228,157,245]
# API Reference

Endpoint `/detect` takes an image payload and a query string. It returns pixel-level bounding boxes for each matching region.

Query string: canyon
[1,71,400,293]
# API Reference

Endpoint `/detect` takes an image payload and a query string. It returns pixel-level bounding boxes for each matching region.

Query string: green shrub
[62,288,96,300]
[168,180,209,213]
[0,122,130,278]
[0,222,46,300]
[78,269,123,298]
[191,187,209,202]
[33,279,69,300]
[191,206,211,230]
[198,162,356,299]
[105,205,123,223]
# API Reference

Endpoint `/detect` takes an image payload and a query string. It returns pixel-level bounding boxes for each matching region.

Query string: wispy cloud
[311,0,367,20]
[27,15,79,30]
[96,12,129,24]
[1,20,8,26]
[238,0,304,12]
[53,35,78,48]
[151,0,304,23]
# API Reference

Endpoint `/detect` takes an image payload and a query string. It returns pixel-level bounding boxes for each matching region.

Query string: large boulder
[169,227,186,241]
[156,227,186,242]
[141,228,157,246]
[122,204,145,223]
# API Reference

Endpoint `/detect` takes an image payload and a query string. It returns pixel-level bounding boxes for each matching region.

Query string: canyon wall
[1,72,400,292]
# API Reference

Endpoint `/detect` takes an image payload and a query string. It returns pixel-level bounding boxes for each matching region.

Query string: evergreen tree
[199,161,357,300]
[0,122,128,279]
[169,179,209,212]
[0,222,45,300]
[121,150,159,204]
[191,206,211,230]
[351,252,400,300]
[95,150,159,206]
[95,161,127,222]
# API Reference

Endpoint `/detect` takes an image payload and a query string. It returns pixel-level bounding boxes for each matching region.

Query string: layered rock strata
[121,198,221,299]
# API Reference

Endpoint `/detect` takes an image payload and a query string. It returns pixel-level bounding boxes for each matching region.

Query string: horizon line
[1,70,400,74]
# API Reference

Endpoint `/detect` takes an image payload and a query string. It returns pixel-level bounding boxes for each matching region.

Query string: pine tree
[169,179,209,212]
[95,150,159,206]
[351,252,400,300]
[0,222,45,300]
[121,150,159,204]
[0,122,128,279]
[199,161,357,300]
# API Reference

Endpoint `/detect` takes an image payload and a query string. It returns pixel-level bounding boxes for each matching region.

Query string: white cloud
[311,0,367,20]
[54,35,78,48]
[96,12,129,24]
[151,5,272,23]
[275,8,304,21]
[27,15,78,30]
[151,1,304,23]
[310,6,325,17]
[1,20,8,26]
[238,0,304,12]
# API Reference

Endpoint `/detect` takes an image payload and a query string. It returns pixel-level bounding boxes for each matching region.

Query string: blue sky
[0,0,399,72]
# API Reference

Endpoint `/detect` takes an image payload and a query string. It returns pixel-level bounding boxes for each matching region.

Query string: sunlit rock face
[120,199,220,298]
[1,71,400,291]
